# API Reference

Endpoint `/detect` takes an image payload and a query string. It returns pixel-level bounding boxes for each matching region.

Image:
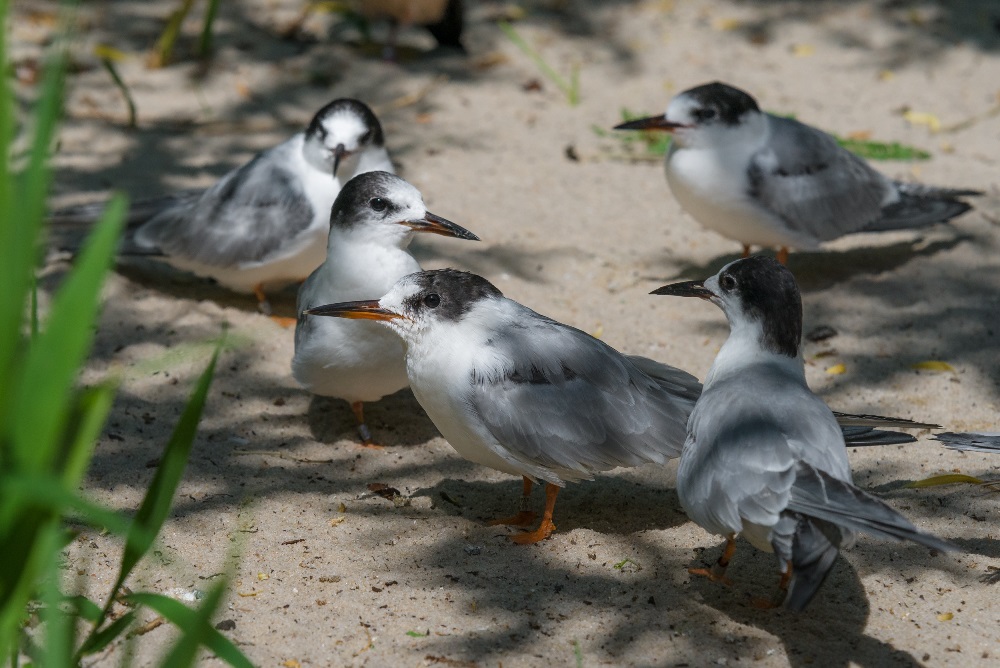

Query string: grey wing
[133,150,315,269]
[681,375,848,535]
[788,462,956,552]
[468,313,699,483]
[748,116,892,243]
[832,411,939,430]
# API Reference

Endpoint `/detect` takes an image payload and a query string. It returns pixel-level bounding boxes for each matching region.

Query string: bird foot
[688,567,734,587]
[487,511,537,528]
[356,423,383,450]
[510,518,556,545]
[749,593,785,610]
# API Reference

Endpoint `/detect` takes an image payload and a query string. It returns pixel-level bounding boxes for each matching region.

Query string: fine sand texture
[16,0,1000,665]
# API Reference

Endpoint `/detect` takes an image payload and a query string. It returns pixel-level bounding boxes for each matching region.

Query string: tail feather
[840,426,916,447]
[788,463,957,553]
[627,355,703,404]
[865,183,981,233]
[784,516,841,612]
[832,411,939,430]
[48,189,203,229]
[934,432,1000,454]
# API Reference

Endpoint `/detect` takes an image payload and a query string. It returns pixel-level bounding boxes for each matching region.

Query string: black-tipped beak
[400,212,480,241]
[650,280,714,299]
[614,115,688,132]
[303,300,403,322]
[332,144,347,176]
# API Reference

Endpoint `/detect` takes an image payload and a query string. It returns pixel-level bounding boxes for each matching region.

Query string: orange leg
[487,477,537,527]
[776,247,789,265]
[510,483,560,545]
[689,535,736,586]
[351,401,383,450]
[741,244,752,259]
[254,283,296,327]
[752,560,793,609]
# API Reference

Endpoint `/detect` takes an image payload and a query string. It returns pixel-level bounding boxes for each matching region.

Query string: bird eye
[359,130,372,144]
[369,198,388,212]
[719,274,736,291]
[423,293,441,308]
[694,107,717,121]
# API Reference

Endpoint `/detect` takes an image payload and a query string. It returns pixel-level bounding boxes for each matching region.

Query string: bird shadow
[305,389,441,448]
[687,539,921,667]
[655,234,970,291]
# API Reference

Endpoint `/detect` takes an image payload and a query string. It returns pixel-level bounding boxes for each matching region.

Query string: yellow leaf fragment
[257,572,269,581]
[911,361,955,372]
[713,18,741,31]
[237,590,258,597]
[338,502,347,513]
[879,70,894,81]
[282,660,302,668]
[906,474,985,489]
[330,516,346,526]
[825,363,846,375]
[94,44,128,62]
[937,612,953,621]
[903,110,941,133]
[791,43,815,57]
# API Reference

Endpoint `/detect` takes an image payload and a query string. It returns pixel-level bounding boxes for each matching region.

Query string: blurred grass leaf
[907,474,985,488]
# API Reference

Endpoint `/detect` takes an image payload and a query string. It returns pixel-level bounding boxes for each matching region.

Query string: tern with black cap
[617,82,980,263]
[53,99,394,316]
[304,268,702,542]
[653,256,956,610]
[293,173,479,447]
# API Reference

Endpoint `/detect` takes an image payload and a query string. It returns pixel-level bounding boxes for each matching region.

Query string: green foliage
[593,109,672,161]
[832,137,931,161]
[0,3,250,666]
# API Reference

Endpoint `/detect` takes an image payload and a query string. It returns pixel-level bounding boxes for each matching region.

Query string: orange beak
[303,300,403,322]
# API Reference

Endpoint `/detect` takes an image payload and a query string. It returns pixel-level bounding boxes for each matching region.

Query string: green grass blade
[100,57,137,128]
[199,0,220,58]
[64,595,103,623]
[150,0,196,68]
[834,136,931,161]
[128,591,254,668]
[0,474,132,536]
[61,382,118,485]
[115,340,222,589]
[0,4,64,429]
[8,195,126,473]
[498,21,578,106]
[38,527,73,668]
[77,611,136,657]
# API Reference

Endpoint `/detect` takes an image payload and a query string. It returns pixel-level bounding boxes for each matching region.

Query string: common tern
[304,268,702,543]
[653,256,955,610]
[56,98,393,314]
[617,82,981,263]
[293,173,478,447]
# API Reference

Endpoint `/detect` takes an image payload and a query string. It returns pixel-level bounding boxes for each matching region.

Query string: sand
[15,0,1000,665]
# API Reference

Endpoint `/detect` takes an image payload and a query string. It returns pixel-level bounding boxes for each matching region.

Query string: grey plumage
[934,432,1000,453]
[467,309,701,483]
[656,256,956,610]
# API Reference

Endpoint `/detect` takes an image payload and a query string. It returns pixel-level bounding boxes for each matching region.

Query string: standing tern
[292,173,479,447]
[616,82,981,263]
[304,268,703,543]
[653,255,956,610]
[56,98,393,315]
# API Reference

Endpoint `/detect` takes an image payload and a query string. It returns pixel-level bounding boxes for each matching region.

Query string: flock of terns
[56,81,995,611]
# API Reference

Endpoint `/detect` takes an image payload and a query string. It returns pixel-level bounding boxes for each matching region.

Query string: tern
[54,98,393,315]
[292,173,479,447]
[616,82,981,263]
[302,268,929,541]
[653,255,956,610]
[304,268,702,543]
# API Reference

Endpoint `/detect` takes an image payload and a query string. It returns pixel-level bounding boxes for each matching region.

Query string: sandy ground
[13,0,1000,665]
